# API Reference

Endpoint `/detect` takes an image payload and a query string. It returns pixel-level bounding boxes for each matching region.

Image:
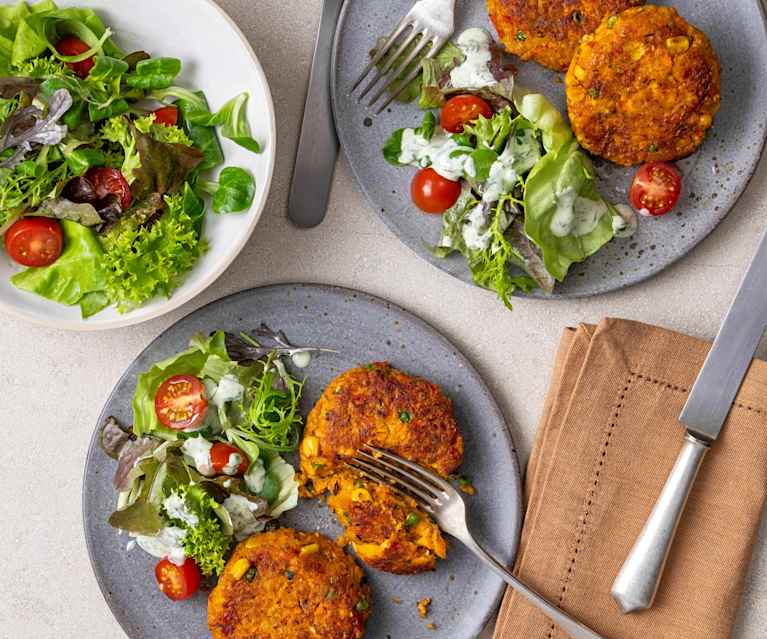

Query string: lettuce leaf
[100,191,207,313]
[11,219,108,317]
[132,332,233,439]
[523,139,615,281]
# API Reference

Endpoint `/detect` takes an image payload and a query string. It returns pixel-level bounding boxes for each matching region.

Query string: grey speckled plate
[83,284,522,639]
[332,0,767,298]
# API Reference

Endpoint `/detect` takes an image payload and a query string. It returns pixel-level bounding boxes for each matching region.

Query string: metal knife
[288,0,344,228]
[612,227,767,613]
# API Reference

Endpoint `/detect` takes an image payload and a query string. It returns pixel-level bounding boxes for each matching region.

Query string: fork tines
[345,444,450,513]
[350,16,443,114]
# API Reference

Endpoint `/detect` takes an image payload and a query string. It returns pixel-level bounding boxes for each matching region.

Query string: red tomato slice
[629,162,682,216]
[155,558,201,601]
[55,36,95,78]
[210,442,249,476]
[440,95,493,133]
[153,106,179,127]
[155,375,208,430]
[85,167,133,210]
[411,168,462,214]
[4,217,63,267]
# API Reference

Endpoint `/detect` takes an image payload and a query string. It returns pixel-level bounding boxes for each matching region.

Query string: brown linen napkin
[494,318,767,639]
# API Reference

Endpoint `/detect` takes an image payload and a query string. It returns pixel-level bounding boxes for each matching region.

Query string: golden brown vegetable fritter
[208,529,371,639]
[566,5,721,166]
[300,362,464,574]
[487,0,644,71]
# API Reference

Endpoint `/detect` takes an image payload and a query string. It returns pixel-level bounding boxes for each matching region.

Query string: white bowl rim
[0,0,277,332]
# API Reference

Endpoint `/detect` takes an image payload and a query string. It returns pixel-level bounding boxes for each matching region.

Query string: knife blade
[288,0,344,228]
[612,227,767,614]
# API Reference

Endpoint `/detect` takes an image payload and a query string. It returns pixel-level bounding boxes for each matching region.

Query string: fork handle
[462,536,606,639]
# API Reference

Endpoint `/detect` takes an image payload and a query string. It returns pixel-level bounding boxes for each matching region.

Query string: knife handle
[611,433,709,613]
[288,0,342,228]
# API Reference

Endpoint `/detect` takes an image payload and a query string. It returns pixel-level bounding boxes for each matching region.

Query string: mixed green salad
[101,326,329,601]
[381,28,636,307]
[0,1,262,317]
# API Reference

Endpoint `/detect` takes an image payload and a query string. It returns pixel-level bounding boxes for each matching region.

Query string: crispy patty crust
[488,0,644,71]
[300,362,464,574]
[208,529,371,639]
[566,5,721,166]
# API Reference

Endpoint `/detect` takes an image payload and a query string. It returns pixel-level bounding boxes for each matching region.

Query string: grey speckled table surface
[1,1,766,637]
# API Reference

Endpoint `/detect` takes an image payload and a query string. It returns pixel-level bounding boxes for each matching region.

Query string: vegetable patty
[487,0,644,71]
[300,363,464,574]
[566,5,721,166]
[208,529,371,639]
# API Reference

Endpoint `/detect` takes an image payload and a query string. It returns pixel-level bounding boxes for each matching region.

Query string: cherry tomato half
[4,217,63,267]
[85,167,133,210]
[153,106,179,127]
[629,162,682,217]
[155,375,208,431]
[55,36,95,78]
[210,442,249,476]
[155,558,201,601]
[411,167,462,214]
[440,95,493,134]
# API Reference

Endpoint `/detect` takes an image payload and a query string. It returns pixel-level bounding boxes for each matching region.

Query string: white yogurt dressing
[549,188,609,238]
[399,129,475,181]
[449,28,496,89]
[612,204,638,238]
[163,493,198,527]
[223,495,266,541]
[483,146,519,205]
[134,526,187,566]
[291,351,311,369]
[181,437,214,476]
[222,452,243,476]
[244,458,266,493]
[462,203,511,251]
[210,374,244,408]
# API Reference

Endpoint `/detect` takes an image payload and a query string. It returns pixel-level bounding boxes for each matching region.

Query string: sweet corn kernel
[626,41,646,61]
[666,36,690,54]
[301,435,319,458]
[352,488,372,502]
[300,543,320,556]
[231,558,251,580]
[572,65,586,81]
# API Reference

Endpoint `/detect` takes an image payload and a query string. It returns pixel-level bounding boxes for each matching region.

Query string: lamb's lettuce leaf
[124,57,181,90]
[199,166,255,214]
[190,92,261,154]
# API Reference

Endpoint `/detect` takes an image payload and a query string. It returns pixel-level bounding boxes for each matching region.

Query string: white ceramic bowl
[0,0,276,330]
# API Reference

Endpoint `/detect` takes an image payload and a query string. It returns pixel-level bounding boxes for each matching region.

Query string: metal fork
[350,0,457,114]
[347,445,607,639]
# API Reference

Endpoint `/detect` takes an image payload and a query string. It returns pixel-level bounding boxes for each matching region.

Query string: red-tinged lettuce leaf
[130,124,203,200]
[113,437,158,491]
[99,416,132,460]
[0,76,40,98]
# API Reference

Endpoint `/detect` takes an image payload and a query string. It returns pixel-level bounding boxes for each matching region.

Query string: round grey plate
[332,0,767,298]
[83,284,522,639]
